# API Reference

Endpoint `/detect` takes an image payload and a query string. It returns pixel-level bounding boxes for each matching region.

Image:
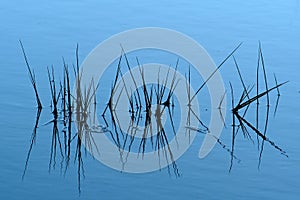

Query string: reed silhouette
[20,41,42,109]
[100,54,182,176]
[228,43,288,171]
[22,43,289,194]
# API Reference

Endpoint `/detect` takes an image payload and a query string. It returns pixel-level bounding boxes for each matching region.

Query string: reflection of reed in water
[22,107,42,180]
[20,43,289,194]
[100,48,247,175]
[228,43,288,171]
[101,54,182,176]
[46,66,64,172]
[21,45,91,194]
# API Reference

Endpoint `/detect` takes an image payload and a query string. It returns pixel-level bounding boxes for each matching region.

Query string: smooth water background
[1,0,300,199]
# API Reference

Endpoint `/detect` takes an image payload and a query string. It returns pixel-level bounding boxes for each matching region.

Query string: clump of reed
[21,41,290,193]
[20,44,89,194]
[101,52,182,176]
[228,42,288,171]
[46,66,65,171]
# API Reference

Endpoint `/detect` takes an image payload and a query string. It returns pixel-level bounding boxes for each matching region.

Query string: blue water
[1,0,300,199]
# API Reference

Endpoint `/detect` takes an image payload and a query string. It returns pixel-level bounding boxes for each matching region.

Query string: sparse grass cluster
[20,41,288,194]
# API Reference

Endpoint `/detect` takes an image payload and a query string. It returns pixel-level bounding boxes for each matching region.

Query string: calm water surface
[0,0,300,199]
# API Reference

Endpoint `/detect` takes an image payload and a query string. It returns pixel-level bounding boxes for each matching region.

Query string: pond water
[1,0,300,200]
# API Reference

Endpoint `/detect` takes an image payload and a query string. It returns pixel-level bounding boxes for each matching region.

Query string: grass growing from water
[229,43,288,171]
[20,40,42,109]
[21,42,289,193]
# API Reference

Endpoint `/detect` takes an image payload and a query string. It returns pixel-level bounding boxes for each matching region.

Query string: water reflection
[228,43,288,171]
[22,107,42,180]
[21,43,288,194]
[100,55,183,176]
